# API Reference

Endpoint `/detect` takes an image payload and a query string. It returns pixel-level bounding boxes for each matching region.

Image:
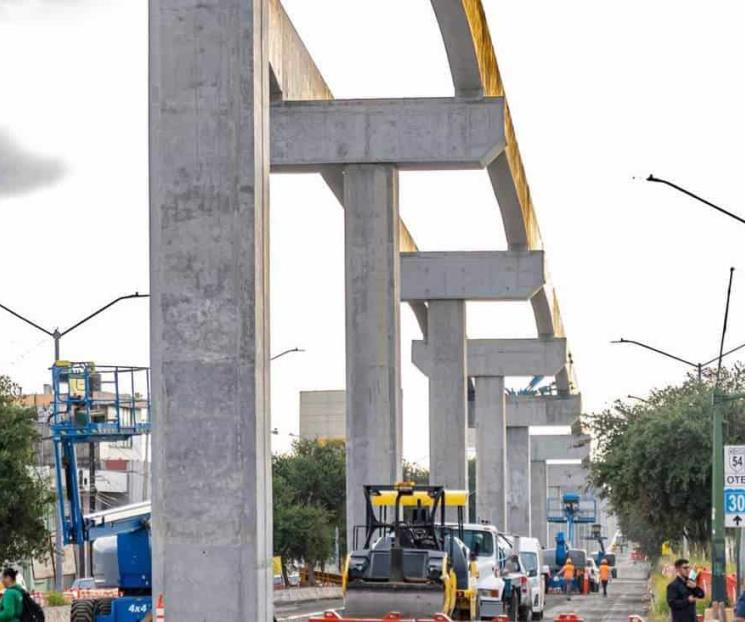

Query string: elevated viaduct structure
[149,1,587,619]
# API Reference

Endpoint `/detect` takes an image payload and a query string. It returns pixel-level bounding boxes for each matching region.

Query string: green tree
[272,439,345,584]
[0,375,53,564]
[586,365,745,558]
[402,460,429,485]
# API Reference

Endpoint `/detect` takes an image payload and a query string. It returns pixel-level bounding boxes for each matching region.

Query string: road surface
[274,557,650,621]
[544,556,650,622]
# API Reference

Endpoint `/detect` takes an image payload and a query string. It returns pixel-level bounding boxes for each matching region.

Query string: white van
[508,535,546,620]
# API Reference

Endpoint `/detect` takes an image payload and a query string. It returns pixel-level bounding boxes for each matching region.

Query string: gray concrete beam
[530,461,548,546]
[474,376,506,528]
[149,0,271,618]
[400,251,544,302]
[506,394,581,427]
[271,98,505,172]
[413,338,567,378]
[531,435,591,462]
[548,463,589,489]
[344,165,403,548]
[431,1,577,394]
[427,301,469,504]
[506,427,531,534]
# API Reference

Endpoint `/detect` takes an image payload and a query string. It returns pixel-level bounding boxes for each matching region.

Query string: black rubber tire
[70,599,95,622]
[532,607,544,620]
[95,597,114,615]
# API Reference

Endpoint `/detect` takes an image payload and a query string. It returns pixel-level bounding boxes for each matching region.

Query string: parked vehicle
[515,537,546,620]
[456,523,530,621]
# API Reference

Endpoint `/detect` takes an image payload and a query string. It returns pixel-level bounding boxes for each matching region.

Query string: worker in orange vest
[599,558,611,597]
[561,558,575,599]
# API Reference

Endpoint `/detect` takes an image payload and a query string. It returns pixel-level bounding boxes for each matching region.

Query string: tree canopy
[586,365,745,557]
[0,375,53,564]
[272,439,345,579]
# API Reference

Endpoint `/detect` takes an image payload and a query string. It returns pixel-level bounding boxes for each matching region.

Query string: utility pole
[0,292,148,588]
[710,268,735,604]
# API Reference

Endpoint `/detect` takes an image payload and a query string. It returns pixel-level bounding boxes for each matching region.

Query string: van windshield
[460,530,494,557]
[520,552,538,574]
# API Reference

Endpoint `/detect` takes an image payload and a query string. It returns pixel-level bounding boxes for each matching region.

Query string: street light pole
[647,175,745,226]
[0,292,148,589]
[710,268,735,604]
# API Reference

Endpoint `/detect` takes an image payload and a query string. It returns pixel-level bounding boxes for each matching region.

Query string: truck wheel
[71,599,95,622]
[95,598,114,615]
[531,607,544,620]
[518,601,530,622]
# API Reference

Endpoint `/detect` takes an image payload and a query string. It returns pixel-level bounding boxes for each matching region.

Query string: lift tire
[531,608,544,620]
[71,599,95,622]
[95,598,114,615]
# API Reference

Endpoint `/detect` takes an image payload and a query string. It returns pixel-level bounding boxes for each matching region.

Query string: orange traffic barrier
[554,614,584,622]
[155,593,165,621]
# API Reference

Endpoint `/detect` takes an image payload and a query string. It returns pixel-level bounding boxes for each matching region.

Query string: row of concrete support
[149,0,589,618]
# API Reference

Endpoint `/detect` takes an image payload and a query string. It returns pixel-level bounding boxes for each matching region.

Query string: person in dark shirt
[667,558,704,622]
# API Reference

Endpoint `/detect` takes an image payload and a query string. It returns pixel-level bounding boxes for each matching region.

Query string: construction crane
[50,361,153,622]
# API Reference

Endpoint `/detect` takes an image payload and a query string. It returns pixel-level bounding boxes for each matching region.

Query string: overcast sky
[2,1,745,464]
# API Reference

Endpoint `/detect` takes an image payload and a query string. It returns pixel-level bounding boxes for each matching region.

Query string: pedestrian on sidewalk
[599,558,611,597]
[0,569,23,622]
[667,558,704,622]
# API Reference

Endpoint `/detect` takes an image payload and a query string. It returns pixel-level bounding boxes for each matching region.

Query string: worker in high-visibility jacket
[599,559,611,597]
[561,558,575,599]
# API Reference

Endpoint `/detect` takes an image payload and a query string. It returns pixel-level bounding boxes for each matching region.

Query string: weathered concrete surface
[506,394,581,427]
[474,376,507,528]
[531,435,591,462]
[413,338,567,378]
[427,301,469,499]
[530,460,548,545]
[149,1,272,619]
[400,251,544,301]
[344,165,402,547]
[506,426,531,534]
[548,463,589,489]
[271,98,505,172]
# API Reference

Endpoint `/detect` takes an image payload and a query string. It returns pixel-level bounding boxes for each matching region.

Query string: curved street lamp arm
[611,337,699,368]
[59,293,149,338]
[647,174,745,226]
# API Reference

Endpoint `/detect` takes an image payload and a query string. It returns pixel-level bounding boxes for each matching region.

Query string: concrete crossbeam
[548,463,589,489]
[149,0,271,618]
[271,98,505,172]
[400,251,544,302]
[506,394,581,427]
[413,338,567,378]
[531,435,591,462]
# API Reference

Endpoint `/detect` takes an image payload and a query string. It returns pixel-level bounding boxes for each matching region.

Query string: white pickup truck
[454,523,534,621]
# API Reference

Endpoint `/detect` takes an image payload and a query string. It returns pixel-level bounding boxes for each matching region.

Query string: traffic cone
[155,593,165,621]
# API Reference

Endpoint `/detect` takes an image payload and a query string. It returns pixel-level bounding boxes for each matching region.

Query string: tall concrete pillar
[344,165,402,547]
[428,300,468,500]
[149,1,271,619]
[474,376,506,528]
[506,427,531,534]
[530,460,547,545]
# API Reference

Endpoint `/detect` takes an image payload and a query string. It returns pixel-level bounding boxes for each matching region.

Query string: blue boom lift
[50,361,153,622]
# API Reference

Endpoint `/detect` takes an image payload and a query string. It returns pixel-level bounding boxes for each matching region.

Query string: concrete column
[474,376,506,528]
[344,165,402,548]
[428,300,468,501]
[530,460,547,546]
[149,1,271,619]
[506,427,531,534]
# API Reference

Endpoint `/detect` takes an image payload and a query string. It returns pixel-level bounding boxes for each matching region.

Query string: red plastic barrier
[554,615,584,622]
[697,569,737,604]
